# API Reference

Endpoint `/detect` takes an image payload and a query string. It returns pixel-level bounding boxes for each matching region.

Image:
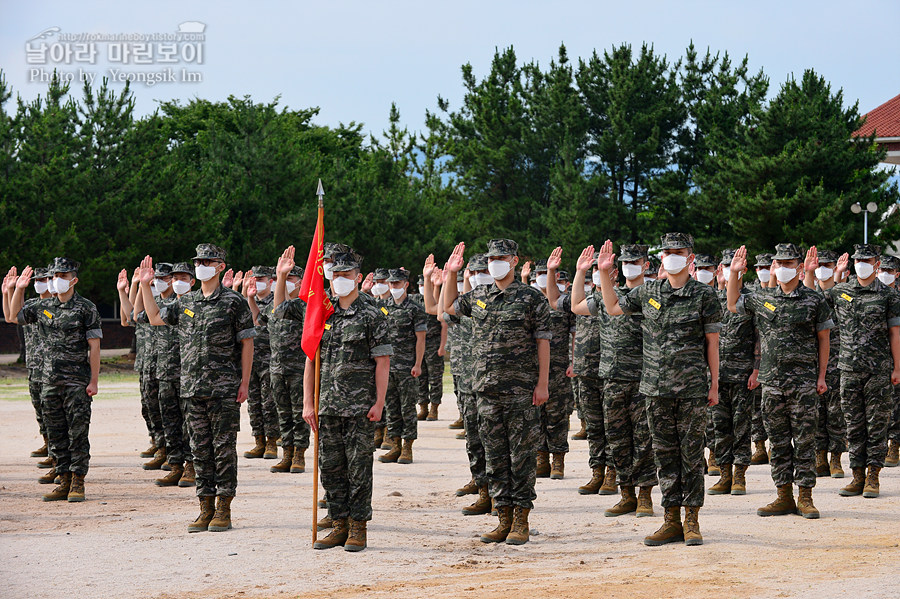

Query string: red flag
[299,205,334,362]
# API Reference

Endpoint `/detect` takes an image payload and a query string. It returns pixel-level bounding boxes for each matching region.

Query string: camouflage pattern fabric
[646,395,708,507]
[187,395,241,497]
[247,293,279,439]
[159,379,190,465]
[711,381,753,466]
[41,384,92,475]
[268,298,308,376]
[816,386,847,453]
[717,288,756,384]
[410,294,445,406]
[140,372,165,446]
[271,371,310,449]
[761,383,817,488]
[385,371,419,440]
[383,295,427,373]
[890,384,900,442]
[826,278,900,374]
[29,379,45,437]
[461,390,486,486]
[579,376,608,470]
[751,387,767,442]
[319,414,375,521]
[590,287,641,381]
[540,296,575,454]
[23,297,48,436]
[603,379,656,487]
[840,373,893,468]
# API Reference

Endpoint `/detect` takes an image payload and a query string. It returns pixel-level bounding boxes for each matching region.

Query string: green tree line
[1,42,897,312]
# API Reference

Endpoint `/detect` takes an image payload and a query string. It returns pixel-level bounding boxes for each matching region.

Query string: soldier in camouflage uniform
[593,233,722,546]
[367,267,392,447]
[139,245,256,533]
[445,238,551,546]
[749,253,773,465]
[878,255,900,467]
[823,245,900,498]
[130,269,166,462]
[412,273,445,422]
[11,258,102,502]
[242,265,280,461]
[727,244,832,520]
[693,253,721,477]
[707,249,758,496]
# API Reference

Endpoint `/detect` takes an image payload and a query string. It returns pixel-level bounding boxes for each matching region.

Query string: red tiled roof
[854,93,900,138]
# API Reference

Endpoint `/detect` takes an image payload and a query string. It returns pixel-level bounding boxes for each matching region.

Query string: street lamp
[850,202,879,243]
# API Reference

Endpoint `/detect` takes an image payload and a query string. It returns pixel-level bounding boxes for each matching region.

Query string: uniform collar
[53,291,80,309]
[849,276,883,292]
[334,295,363,316]
[666,277,700,297]
[773,283,804,298]
[194,284,223,302]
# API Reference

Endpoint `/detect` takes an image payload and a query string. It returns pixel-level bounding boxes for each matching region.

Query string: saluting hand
[16,266,32,290]
[730,246,748,274]
[576,245,595,273]
[596,240,616,271]
[423,254,436,278]
[222,269,234,288]
[139,256,154,284]
[247,276,258,298]
[804,246,819,274]
[361,272,374,293]
[116,269,129,292]
[446,242,466,273]
[276,246,295,276]
[547,247,562,271]
[835,253,850,276]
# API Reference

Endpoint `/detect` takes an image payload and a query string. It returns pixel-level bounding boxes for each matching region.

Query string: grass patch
[0,372,139,401]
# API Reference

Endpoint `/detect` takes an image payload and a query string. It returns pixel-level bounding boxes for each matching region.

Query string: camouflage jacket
[252,293,274,358]
[22,297,47,373]
[158,284,256,398]
[815,283,842,373]
[546,295,575,370]
[717,288,757,383]
[319,295,393,417]
[445,311,474,394]
[558,292,605,380]
[591,286,644,382]
[737,284,833,387]
[380,295,427,372]
[409,293,443,352]
[621,278,722,398]
[136,293,181,381]
[265,298,307,376]
[19,292,102,386]
[826,278,900,374]
[133,320,155,376]
[455,280,552,399]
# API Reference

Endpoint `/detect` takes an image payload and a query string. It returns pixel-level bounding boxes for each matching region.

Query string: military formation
[4,232,900,551]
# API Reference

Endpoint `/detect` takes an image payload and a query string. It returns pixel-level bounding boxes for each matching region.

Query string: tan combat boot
[707,453,720,476]
[208,496,234,531]
[155,464,184,486]
[379,437,402,463]
[757,484,796,516]
[427,403,439,421]
[636,487,654,517]
[550,453,565,479]
[480,506,513,543]
[839,467,866,496]
[263,437,279,459]
[314,518,348,549]
[643,506,684,546]
[448,417,464,430]
[578,467,604,495]
[345,518,367,551]
[38,465,58,484]
[179,462,196,487]
[829,452,844,478]
[604,486,637,517]
[143,448,167,470]
[291,448,306,473]
[886,440,899,467]
[417,403,429,421]
[506,507,531,545]
[37,455,54,469]
[317,514,333,530]
[536,451,551,478]
[455,431,467,440]
[707,463,733,495]
[67,473,86,502]
[572,419,587,440]
[270,446,294,473]
[599,466,618,495]
[456,478,479,497]
[815,450,830,477]
[750,440,769,465]
[42,472,72,502]
[462,486,491,516]
[863,466,881,498]
[318,496,327,508]
[188,496,216,532]
[243,435,266,458]
[140,440,158,458]
[397,439,414,464]
[374,427,385,449]
[683,507,702,546]
[31,435,49,458]
[379,432,393,450]
[731,464,748,495]
[797,486,819,518]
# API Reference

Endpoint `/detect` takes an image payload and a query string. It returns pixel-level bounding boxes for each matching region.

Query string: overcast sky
[2,1,898,140]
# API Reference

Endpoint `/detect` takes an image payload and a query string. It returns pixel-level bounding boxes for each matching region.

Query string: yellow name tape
[840,293,853,303]
[43,310,53,319]
[380,306,389,316]
[764,302,776,312]
[476,300,487,309]
[648,298,661,310]
[184,309,195,318]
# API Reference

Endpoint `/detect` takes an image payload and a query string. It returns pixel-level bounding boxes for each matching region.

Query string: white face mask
[47,279,56,293]
[723,268,732,282]
[457,282,465,292]
[172,280,192,295]
[814,266,833,281]
[774,266,797,283]
[255,281,268,292]
[371,283,388,296]
[877,272,896,286]
[757,268,771,283]
[583,284,592,294]
[557,283,566,292]
[536,274,548,289]
[488,259,511,280]
[696,269,714,284]
[391,287,406,300]
[331,276,356,297]
[473,273,493,287]
[662,254,688,274]
[591,271,602,286]
[285,280,297,294]
[855,262,875,279]
[622,264,643,280]
[324,263,334,281]
[418,286,425,295]
[53,277,71,294]
[34,280,49,294]
[531,282,540,289]
[154,280,170,294]
[195,264,217,282]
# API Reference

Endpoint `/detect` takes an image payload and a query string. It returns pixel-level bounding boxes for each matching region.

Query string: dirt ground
[1,375,899,599]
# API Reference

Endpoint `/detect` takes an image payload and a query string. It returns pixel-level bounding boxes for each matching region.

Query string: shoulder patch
[647,298,661,310]
[476,299,487,309]
[184,309,195,318]
[840,293,853,303]
[763,301,776,312]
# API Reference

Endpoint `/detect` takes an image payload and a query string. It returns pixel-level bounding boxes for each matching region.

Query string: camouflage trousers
[188,395,240,497]
[539,370,572,454]
[41,384,92,475]
[476,392,540,509]
[751,387,767,442]
[271,371,310,449]
[840,372,892,469]
[159,378,191,465]
[248,356,279,439]
[711,380,753,466]
[28,371,45,437]
[816,372,847,453]
[320,414,375,521]
[761,383,817,488]
[646,395,707,508]
[579,376,608,469]
[385,370,419,440]
[140,372,164,446]
[417,348,444,405]
[573,377,583,420]
[603,379,656,487]
[705,405,716,450]
[890,384,900,443]
[460,390,486,487]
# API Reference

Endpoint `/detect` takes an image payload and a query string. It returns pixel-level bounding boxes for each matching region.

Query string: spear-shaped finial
[316,178,324,208]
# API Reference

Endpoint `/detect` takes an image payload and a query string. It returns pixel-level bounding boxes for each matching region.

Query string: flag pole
[312,179,325,546]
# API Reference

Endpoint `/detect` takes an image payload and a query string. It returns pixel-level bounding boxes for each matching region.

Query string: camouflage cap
[251,265,275,278]
[816,250,838,264]
[557,270,570,281]
[754,253,773,267]
[772,243,801,261]
[373,268,390,281]
[694,253,717,268]
[324,242,353,261]
[171,262,194,276]
[619,244,649,263]
[880,255,900,270]
[659,232,693,250]
[720,249,736,266]
[32,267,50,279]
[50,257,80,274]
[154,262,174,277]
[486,238,518,257]
[193,243,226,262]
[533,258,548,273]
[417,274,424,285]
[387,268,410,282]
[289,265,304,278]
[528,271,536,282]
[457,271,464,282]
[467,253,488,271]
[851,243,881,260]
[330,252,360,273]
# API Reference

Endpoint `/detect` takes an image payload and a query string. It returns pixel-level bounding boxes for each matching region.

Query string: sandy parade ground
[1,370,899,599]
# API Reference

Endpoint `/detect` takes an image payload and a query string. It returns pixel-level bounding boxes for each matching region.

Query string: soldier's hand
[304,404,318,431]
[747,369,760,390]
[139,256,154,284]
[437,345,445,357]
[236,380,249,403]
[117,269,129,292]
[431,267,443,287]
[361,272,374,293]
[132,267,141,284]
[835,252,850,276]
[423,254,436,278]
[565,364,575,378]
[86,381,98,397]
[547,247,563,271]
[232,270,244,292]
[521,260,533,282]
[2,267,15,293]
[277,246,295,277]
[731,246,748,274]
[16,266,32,290]
[715,264,725,286]
[463,268,471,282]
[804,246,818,274]
[892,368,900,386]
[532,383,549,406]
[596,240,616,271]
[441,262,451,284]
[816,376,827,395]
[707,384,719,407]
[657,262,668,280]
[411,364,421,378]
[366,403,383,423]
[247,276,258,298]
[222,269,234,288]
[446,242,465,273]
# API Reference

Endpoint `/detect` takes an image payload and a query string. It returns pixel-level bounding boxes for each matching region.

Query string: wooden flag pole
[311,344,321,545]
